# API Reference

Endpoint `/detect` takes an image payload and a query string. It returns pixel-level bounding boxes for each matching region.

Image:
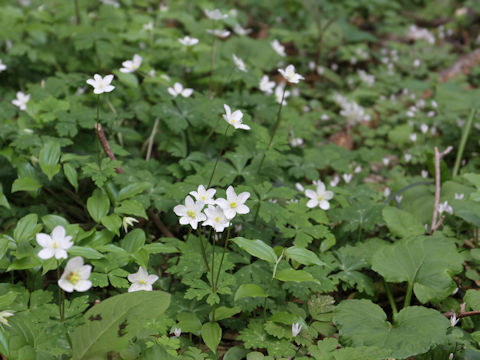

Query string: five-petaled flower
[216,186,250,220]
[58,256,92,293]
[12,92,30,111]
[190,185,216,205]
[86,74,115,94]
[178,36,199,46]
[259,75,275,95]
[305,181,334,210]
[278,65,304,84]
[291,322,302,337]
[120,54,143,73]
[232,54,247,72]
[173,196,206,229]
[167,82,193,98]
[223,104,250,130]
[127,266,159,292]
[203,205,230,232]
[36,225,73,260]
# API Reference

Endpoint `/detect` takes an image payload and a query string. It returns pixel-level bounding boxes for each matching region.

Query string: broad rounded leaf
[275,268,316,283]
[234,284,267,301]
[69,246,104,260]
[39,141,61,180]
[382,206,425,238]
[232,237,277,264]
[334,299,450,358]
[201,321,222,353]
[371,235,463,303]
[87,189,110,223]
[285,246,325,266]
[11,177,41,193]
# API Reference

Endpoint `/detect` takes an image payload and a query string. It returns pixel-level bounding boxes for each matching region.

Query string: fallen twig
[149,209,175,238]
[95,123,124,174]
[430,146,453,234]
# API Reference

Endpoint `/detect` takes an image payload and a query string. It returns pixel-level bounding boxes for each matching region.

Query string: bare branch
[95,123,124,174]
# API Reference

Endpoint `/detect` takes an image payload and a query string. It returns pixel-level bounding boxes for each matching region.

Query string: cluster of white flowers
[174,185,250,232]
[406,25,435,44]
[339,100,370,125]
[357,70,375,86]
[258,65,303,105]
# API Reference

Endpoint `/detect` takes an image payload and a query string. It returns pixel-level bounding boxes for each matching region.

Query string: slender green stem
[453,108,476,177]
[211,232,216,293]
[257,84,288,174]
[73,0,80,25]
[263,279,274,322]
[200,118,221,152]
[95,96,102,171]
[404,281,413,308]
[207,125,229,188]
[208,36,216,99]
[57,260,72,348]
[383,280,398,319]
[199,229,211,272]
[215,227,231,289]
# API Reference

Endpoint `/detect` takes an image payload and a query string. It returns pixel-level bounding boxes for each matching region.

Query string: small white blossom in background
[233,24,252,36]
[421,170,429,178]
[216,186,250,219]
[291,322,302,337]
[223,104,250,130]
[271,39,286,57]
[289,131,303,147]
[190,185,216,205]
[305,181,334,210]
[438,201,453,215]
[331,63,338,71]
[127,266,159,292]
[357,69,375,86]
[86,74,115,94]
[413,59,421,68]
[339,100,370,125]
[232,54,247,72]
[449,353,454,360]
[427,111,436,118]
[0,310,14,327]
[295,183,305,192]
[330,175,340,187]
[406,24,435,44]
[342,173,353,184]
[206,29,230,38]
[420,124,429,134]
[178,36,199,46]
[409,133,417,142]
[173,196,206,229]
[382,157,390,166]
[404,153,412,162]
[354,165,362,173]
[122,217,139,232]
[259,75,275,95]
[454,193,465,200]
[101,0,120,8]
[167,82,193,98]
[12,91,30,111]
[58,256,92,293]
[143,22,153,31]
[203,205,230,232]
[204,8,228,20]
[36,225,73,260]
[172,327,182,337]
[384,187,391,197]
[321,114,329,121]
[450,314,459,327]
[120,54,142,73]
[278,65,304,84]
[159,4,168,12]
[275,84,290,105]
[395,195,403,203]
[316,66,324,75]
[0,59,6,72]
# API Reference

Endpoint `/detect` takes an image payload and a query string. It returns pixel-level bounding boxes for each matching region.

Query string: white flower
[292,322,302,337]
[127,266,158,292]
[382,157,390,166]
[172,327,182,337]
[0,59,6,72]
[278,65,304,84]
[259,75,275,95]
[203,205,230,232]
[168,82,193,98]
[12,92,30,111]
[86,74,115,94]
[321,114,329,121]
[431,100,438,108]
[178,36,199,46]
[357,70,375,86]
[223,104,250,130]
[409,133,417,142]
[450,314,459,327]
[413,59,421,68]
[36,225,73,260]
[421,170,429,178]
[275,84,290,105]
[295,183,305,192]
[384,187,391,197]
[58,256,92,293]
[317,66,324,75]
[330,175,340,187]
[438,201,453,215]
[342,173,353,184]
[305,181,334,210]
[101,0,120,8]
[143,22,154,31]
[120,54,142,73]
[122,217,139,232]
[454,193,465,200]
[404,153,412,162]
[204,8,228,20]
[232,54,247,72]
[190,185,216,205]
[173,196,206,229]
[216,186,250,220]
[206,29,230,38]
[406,25,435,44]
[0,310,14,327]
[271,39,286,57]
[233,24,252,36]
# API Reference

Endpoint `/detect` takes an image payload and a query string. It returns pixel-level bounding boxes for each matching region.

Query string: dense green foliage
[1,0,480,358]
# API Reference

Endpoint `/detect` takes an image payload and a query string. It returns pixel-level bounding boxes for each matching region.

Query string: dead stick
[146,118,160,161]
[149,209,174,238]
[95,123,124,174]
[430,146,453,233]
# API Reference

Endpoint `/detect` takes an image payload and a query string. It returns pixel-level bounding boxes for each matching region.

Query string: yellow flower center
[230,202,237,208]
[215,216,220,222]
[317,195,323,201]
[187,210,195,218]
[66,271,80,285]
[53,242,57,248]
[139,280,146,284]
[201,196,206,200]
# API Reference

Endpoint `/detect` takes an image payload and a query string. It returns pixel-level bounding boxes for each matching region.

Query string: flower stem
[73,0,80,24]
[404,281,413,308]
[453,108,476,177]
[383,280,398,319]
[95,96,102,171]
[207,124,229,188]
[214,227,231,289]
[211,232,216,293]
[57,260,72,348]
[257,84,288,174]
[208,36,217,99]
[199,229,211,272]
[200,118,221,152]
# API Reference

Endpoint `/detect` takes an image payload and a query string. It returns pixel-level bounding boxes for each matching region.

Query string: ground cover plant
[2,0,480,359]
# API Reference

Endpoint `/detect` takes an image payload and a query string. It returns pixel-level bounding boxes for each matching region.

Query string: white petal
[181,88,193,97]
[38,248,55,259]
[319,200,330,210]
[93,74,102,81]
[236,205,249,214]
[58,279,74,292]
[305,189,317,199]
[104,74,114,84]
[77,265,92,279]
[74,280,92,292]
[226,186,236,200]
[86,79,97,87]
[223,104,231,118]
[147,274,159,284]
[104,85,115,92]
[54,249,68,259]
[224,208,236,220]
[237,192,250,203]
[173,205,186,216]
[306,199,318,208]
[36,233,52,247]
[239,124,250,130]
[52,226,66,241]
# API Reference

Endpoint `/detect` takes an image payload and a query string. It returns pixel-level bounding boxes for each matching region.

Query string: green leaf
[11,177,41,193]
[209,306,241,321]
[232,237,277,264]
[87,189,110,223]
[465,289,480,310]
[177,312,202,333]
[285,246,325,266]
[114,199,147,218]
[64,163,78,191]
[101,214,122,236]
[275,269,316,283]
[69,246,104,260]
[39,141,61,180]
[371,235,463,303]
[120,229,145,253]
[72,291,171,360]
[382,206,425,238]
[234,284,267,301]
[201,322,222,353]
[333,299,450,358]
[117,182,152,201]
[14,214,40,243]
[0,184,10,209]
